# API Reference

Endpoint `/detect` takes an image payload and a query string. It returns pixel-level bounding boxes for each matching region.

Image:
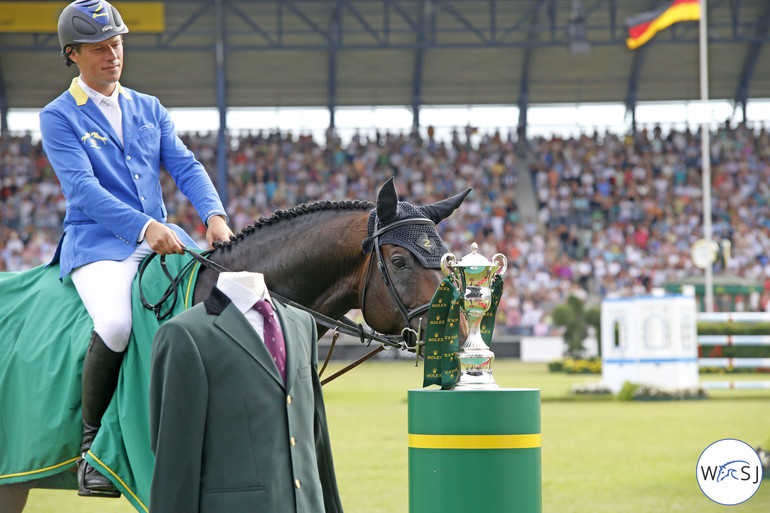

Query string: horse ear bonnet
[362,203,448,268]
[363,179,470,268]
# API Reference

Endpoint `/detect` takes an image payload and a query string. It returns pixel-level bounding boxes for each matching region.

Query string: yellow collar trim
[118,84,132,100]
[68,78,132,106]
[68,78,88,106]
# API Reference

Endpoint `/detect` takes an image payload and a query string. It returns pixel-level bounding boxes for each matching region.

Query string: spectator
[4,120,770,333]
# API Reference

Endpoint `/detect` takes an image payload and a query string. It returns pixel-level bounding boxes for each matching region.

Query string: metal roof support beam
[392,1,419,33]
[6,1,770,54]
[226,1,276,46]
[490,0,497,41]
[498,0,547,43]
[435,0,488,44]
[730,0,740,38]
[518,0,546,142]
[161,1,211,48]
[412,0,429,131]
[0,60,7,136]
[214,0,229,207]
[733,0,770,120]
[284,0,331,43]
[608,0,617,39]
[517,50,530,143]
[344,1,384,45]
[328,2,341,130]
[548,0,557,41]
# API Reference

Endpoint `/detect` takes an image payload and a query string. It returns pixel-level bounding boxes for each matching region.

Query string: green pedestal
[408,388,541,513]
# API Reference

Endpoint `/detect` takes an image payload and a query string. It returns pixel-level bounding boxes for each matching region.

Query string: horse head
[717,460,751,482]
[360,178,471,343]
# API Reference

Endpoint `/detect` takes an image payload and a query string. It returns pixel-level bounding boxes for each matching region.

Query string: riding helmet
[58,0,129,65]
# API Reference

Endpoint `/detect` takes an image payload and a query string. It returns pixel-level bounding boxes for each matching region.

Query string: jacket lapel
[81,103,120,148]
[67,78,124,149]
[118,85,134,153]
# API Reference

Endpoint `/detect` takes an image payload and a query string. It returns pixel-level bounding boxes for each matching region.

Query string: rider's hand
[144,221,185,255]
[205,214,234,248]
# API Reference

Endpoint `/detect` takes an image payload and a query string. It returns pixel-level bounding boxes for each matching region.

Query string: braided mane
[212,199,373,250]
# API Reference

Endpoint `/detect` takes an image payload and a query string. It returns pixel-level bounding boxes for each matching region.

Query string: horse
[0,178,470,513]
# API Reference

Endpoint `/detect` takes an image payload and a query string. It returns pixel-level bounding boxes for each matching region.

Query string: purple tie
[253,300,286,382]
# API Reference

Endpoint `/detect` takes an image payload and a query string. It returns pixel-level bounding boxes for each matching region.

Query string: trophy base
[455,371,499,390]
[455,349,498,390]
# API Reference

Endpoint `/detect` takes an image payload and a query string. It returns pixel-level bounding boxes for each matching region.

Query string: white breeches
[70,242,154,352]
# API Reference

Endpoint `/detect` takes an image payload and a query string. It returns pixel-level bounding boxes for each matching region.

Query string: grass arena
[18,360,770,513]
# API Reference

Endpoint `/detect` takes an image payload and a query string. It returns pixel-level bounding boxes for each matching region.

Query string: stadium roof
[1,0,770,128]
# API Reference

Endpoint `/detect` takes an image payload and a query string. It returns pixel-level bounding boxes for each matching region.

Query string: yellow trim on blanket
[0,456,79,480]
[88,451,148,513]
[185,261,201,309]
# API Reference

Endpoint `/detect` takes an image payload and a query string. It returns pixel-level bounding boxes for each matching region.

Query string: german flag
[626,0,701,50]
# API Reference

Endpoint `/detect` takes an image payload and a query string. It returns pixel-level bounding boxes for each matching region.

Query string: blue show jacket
[40,78,227,278]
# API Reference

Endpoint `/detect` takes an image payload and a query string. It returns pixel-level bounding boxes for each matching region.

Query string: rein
[137,248,204,320]
[138,248,412,384]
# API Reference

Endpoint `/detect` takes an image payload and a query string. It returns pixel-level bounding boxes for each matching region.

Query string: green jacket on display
[149,287,343,513]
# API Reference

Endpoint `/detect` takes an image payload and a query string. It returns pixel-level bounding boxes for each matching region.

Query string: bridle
[360,216,437,347]
[139,249,407,350]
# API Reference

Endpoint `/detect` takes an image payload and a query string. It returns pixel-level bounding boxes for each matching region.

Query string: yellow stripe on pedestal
[408,433,540,450]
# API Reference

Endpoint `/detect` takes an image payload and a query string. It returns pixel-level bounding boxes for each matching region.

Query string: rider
[40,0,234,498]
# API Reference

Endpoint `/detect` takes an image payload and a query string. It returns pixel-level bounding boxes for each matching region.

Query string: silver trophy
[440,242,508,390]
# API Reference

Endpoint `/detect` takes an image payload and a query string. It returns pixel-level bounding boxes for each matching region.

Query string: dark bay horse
[0,178,470,513]
[193,177,469,339]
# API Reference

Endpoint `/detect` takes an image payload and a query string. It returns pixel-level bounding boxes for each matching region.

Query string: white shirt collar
[216,273,274,315]
[77,76,120,108]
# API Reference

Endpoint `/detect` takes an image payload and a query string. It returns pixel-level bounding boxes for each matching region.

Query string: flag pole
[699,0,714,312]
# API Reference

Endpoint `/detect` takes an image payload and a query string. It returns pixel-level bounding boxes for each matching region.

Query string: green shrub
[697,321,770,335]
[617,381,639,401]
[585,306,601,357]
[699,344,770,359]
[700,365,770,374]
[551,296,589,357]
[697,322,770,373]
[548,360,564,372]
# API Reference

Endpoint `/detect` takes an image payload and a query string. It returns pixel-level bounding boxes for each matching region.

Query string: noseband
[360,217,436,345]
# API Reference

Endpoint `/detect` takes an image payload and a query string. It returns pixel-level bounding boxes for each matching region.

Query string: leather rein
[139,221,432,383]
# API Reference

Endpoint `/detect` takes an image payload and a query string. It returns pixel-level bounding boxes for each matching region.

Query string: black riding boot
[78,332,123,498]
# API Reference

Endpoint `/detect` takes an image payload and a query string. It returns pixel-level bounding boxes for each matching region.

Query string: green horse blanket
[0,253,201,512]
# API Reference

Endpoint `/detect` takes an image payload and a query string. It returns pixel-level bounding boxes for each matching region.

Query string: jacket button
[290,436,296,446]
[286,395,292,405]
[134,174,140,179]
[126,155,132,160]
[295,479,301,489]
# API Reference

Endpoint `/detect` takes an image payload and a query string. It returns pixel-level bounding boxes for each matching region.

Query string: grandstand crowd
[3,121,770,334]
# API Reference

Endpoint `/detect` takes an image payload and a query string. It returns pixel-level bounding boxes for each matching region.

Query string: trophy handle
[440,253,456,278]
[491,253,508,278]
[440,253,463,294]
